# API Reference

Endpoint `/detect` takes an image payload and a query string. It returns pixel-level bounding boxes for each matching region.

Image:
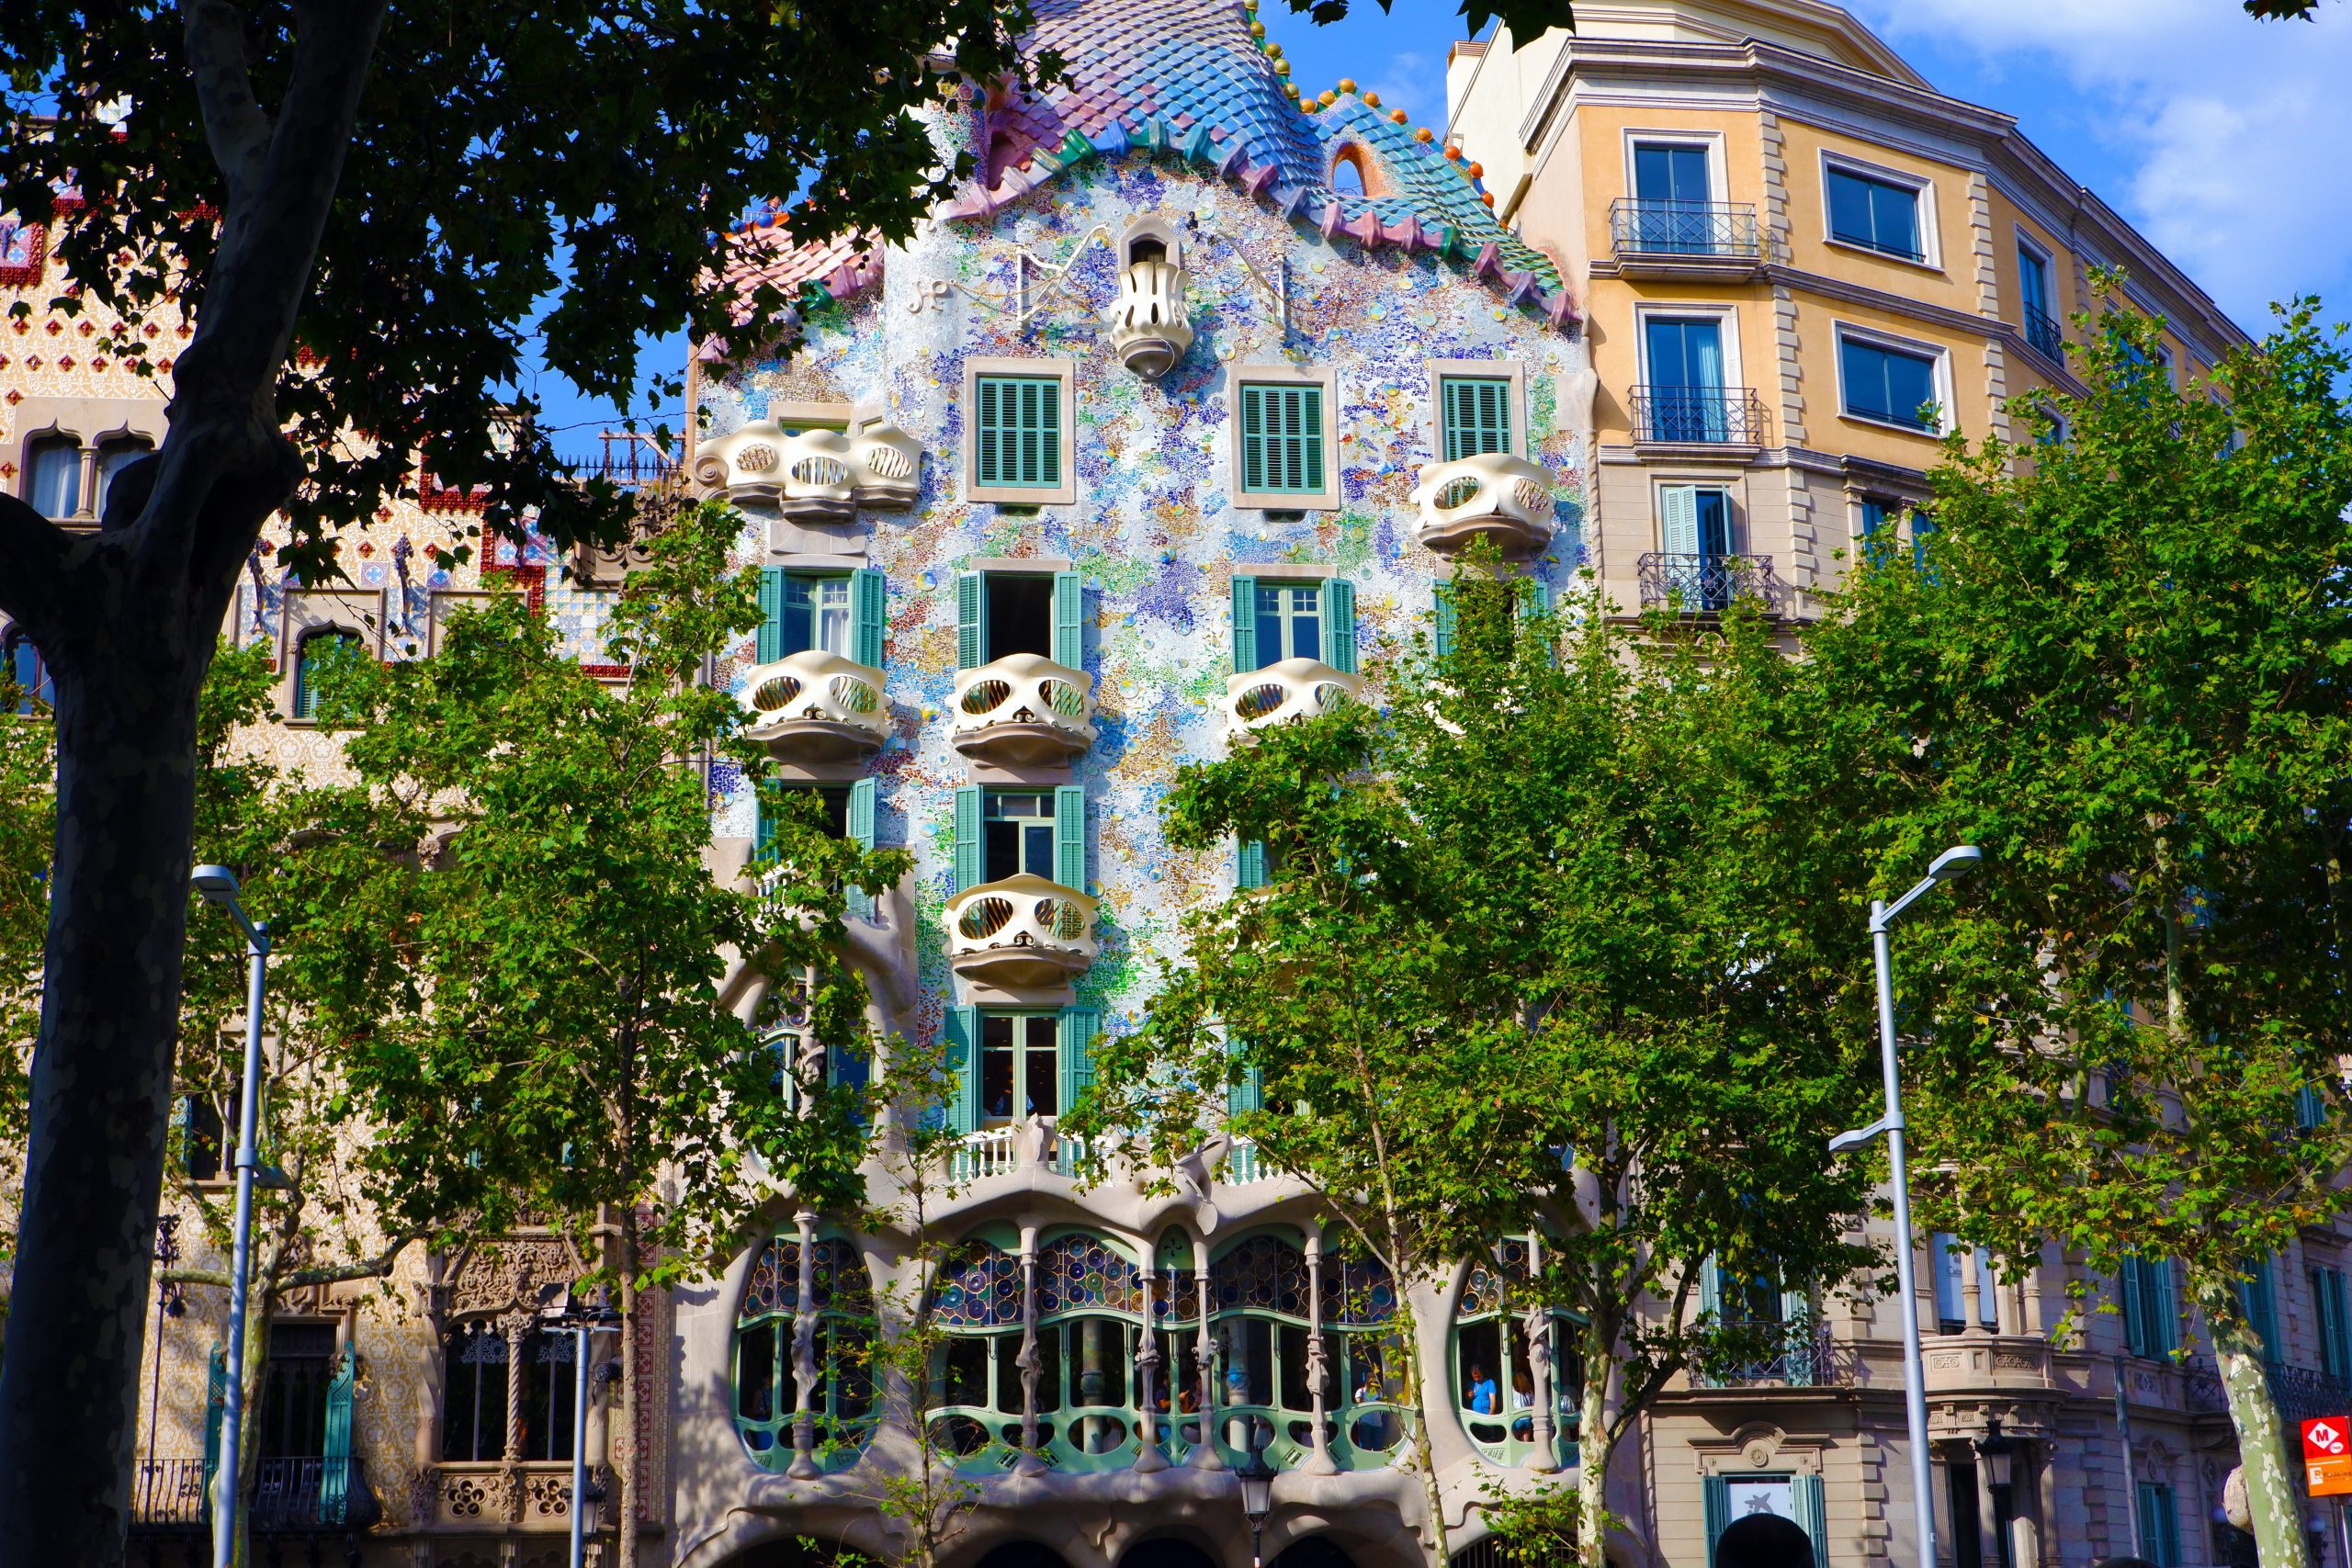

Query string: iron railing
[2186,1356,2352,1423]
[131,1458,211,1527]
[1695,1317,1838,1388]
[1638,552,1785,616]
[560,430,682,491]
[2023,307,2064,361]
[1630,385,1769,446]
[130,1456,375,1532]
[1609,198,1762,261]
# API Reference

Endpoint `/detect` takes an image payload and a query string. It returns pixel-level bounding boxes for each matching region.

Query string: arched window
[735,1234,875,1472]
[1034,1232,1146,1471]
[439,1321,576,1462]
[1453,1235,1583,1467]
[1147,1226,1205,1461]
[1320,1249,1412,1468]
[93,436,153,520]
[1207,1232,1315,1466]
[925,1236,1025,1471]
[5,630,51,715]
[291,628,360,720]
[24,434,80,519]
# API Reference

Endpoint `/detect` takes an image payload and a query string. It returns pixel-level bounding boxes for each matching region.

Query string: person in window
[1351,1356,1394,1451]
[1465,1361,1498,1416]
[1510,1367,1535,1440]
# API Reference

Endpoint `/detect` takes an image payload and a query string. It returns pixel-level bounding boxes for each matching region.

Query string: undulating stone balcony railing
[944,1124,1096,1184]
[952,652,1098,766]
[691,420,922,517]
[1105,259,1195,378]
[1223,657,1367,738]
[1409,452,1557,558]
[741,650,889,762]
[944,872,1100,987]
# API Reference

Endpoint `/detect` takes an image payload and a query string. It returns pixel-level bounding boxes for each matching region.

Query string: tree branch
[283,1227,424,1288]
[180,0,274,211]
[0,492,74,646]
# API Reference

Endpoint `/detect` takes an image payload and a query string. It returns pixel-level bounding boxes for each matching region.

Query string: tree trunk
[2203,1283,2310,1568]
[616,1208,641,1568]
[1577,1321,1611,1568]
[0,613,214,1565]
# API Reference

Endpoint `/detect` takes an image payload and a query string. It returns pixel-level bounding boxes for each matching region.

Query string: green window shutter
[2139,1483,2177,1568]
[1054,785,1085,891]
[1052,570,1084,669]
[1230,575,1260,673]
[321,1348,356,1521]
[845,778,877,920]
[1059,1007,1100,1111]
[754,772,777,863]
[977,376,1001,488]
[1516,580,1552,621]
[2324,1269,2352,1381]
[1236,840,1269,891]
[1660,484,1701,556]
[203,1346,226,1495]
[2241,1258,2280,1357]
[851,569,887,670]
[1241,384,1325,494]
[1432,582,1456,657]
[977,376,1059,488]
[1240,386,1268,493]
[1791,1473,1828,1568]
[1226,1036,1262,1116]
[944,1007,981,1134]
[1698,1256,1724,1321]
[758,566,787,664]
[2151,1258,2178,1353]
[1442,377,1513,461]
[1319,579,1356,673]
[2120,1258,2148,1356]
[953,785,983,894]
[956,571,986,671]
[1702,1474,1731,1568]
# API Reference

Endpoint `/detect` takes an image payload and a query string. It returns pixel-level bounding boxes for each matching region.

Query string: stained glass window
[1210,1234,1309,1317]
[1039,1233,1146,1317]
[1452,1234,1582,1471]
[734,1235,876,1472]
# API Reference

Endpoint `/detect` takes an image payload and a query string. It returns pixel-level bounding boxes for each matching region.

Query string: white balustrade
[740,649,888,762]
[1222,657,1367,738]
[1223,1138,1275,1186]
[1409,452,1557,557]
[691,420,922,514]
[947,1127,1021,1183]
[943,873,1099,987]
[952,652,1097,766]
[1105,260,1195,379]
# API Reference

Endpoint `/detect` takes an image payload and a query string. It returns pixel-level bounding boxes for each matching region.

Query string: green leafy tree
[1069,576,1876,1568]
[0,660,53,1310]
[1801,291,2352,1568]
[313,502,905,1567]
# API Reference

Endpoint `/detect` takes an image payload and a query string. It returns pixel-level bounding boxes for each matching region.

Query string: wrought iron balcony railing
[1609,199,1763,262]
[2185,1355,2352,1423]
[1630,385,1768,446]
[2023,307,2064,361]
[1693,1317,1839,1389]
[130,1456,375,1531]
[1637,552,1786,616]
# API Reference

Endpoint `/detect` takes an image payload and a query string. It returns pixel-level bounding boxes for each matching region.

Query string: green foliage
[1069,568,1877,1566]
[1803,288,2352,1568]
[0,671,52,1272]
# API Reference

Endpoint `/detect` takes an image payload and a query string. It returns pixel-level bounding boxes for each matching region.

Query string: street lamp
[191,863,286,1568]
[1828,843,1984,1568]
[1974,1416,2016,1568]
[539,1282,624,1568]
[1233,1444,1277,1568]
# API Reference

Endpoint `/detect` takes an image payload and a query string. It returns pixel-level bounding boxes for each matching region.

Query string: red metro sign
[2303,1416,2352,1496]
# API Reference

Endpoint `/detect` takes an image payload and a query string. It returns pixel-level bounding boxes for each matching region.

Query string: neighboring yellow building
[1446,0,2245,623]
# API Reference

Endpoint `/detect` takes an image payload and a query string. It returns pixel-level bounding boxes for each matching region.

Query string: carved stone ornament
[446,1235,583,1321]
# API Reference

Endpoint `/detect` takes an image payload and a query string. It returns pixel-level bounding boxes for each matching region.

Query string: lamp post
[1234,1444,1276,1568]
[1829,843,1984,1568]
[1975,1416,2016,1568]
[539,1283,624,1568]
[190,863,276,1568]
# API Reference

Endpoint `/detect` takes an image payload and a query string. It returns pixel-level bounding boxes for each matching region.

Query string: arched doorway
[976,1543,1077,1568]
[1120,1540,1221,1568]
[1274,1538,1356,1568]
[1715,1514,1815,1568]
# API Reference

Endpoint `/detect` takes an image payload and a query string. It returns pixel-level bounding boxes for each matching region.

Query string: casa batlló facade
[1,4,2339,1568]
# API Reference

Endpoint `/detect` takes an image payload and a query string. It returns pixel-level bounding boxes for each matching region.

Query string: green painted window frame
[1239,382,1327,496]
[290,628,361,721]
[734,1235,878,1473]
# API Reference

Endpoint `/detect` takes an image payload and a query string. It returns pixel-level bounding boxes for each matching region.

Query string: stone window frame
[962,355,1078,507]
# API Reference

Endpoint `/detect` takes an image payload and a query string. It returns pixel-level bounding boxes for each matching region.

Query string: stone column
[1962,1247,1986,1335]
[500,1308,531,1524]
[1135,1261,1167,1472]
[1303,1233,1336,1474]
[1525,1232,1559,1472]
[1192,1235,1223,1471]
[1016,1227,1046,1475]
[789,1213,820,1478]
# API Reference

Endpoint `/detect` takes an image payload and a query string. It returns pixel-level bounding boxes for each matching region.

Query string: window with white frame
[1838,331,1946,434]
[1825,159,1928,264]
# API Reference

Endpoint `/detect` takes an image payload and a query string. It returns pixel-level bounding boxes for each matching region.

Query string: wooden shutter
[2120,1257,2148,1356]
[1059,1007,1100,1111]
[1698,1257,1723,1321]
[845,778,877,920]
[321,1348,356,1521]
[953,785,983,894]
[1660,484,1701,556]
[1443,377,1512,461]
[2325,1269,2352,1380]
[956,571,986,671]
[1230,575,1259,673]
[1227,1035,1262,1116]
[758,566,787,664]
[754,772,776,863]
[1236,840,1269,891]
[1240,385,1269,492]
[1053,570,1084,669]
[1516,580,1552,621]
[1241,384,1324,494]
[944,1007,981,1134]
[977,377,1001,487]
[1792,1473,1829,1568]
[1432,581,1456,657]
[851,569,887,669]
[2241,1258,2280,1356]
[203,1346,226,1490]
[1054,786,1086,891]
[1023,378,1060,486]
[1702,1474,1731,1568]
[978,376,1059,488]
[1319,578,1356,673]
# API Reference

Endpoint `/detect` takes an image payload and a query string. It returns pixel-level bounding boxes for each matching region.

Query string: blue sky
[526,0,2352,442]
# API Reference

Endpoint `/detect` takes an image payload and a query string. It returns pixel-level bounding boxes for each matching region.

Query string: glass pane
[815,577,853,656]
[26,439,79,519]
[93,440,150,520]
[1826,170,1874,248]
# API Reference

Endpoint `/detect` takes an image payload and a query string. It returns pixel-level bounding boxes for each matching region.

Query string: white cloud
[1366,49,1437,126]
[1850,0,2352,330]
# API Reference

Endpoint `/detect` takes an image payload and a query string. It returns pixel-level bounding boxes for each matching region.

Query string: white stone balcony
[1105,259,1195,379]
[1409,452,1557,558]
[944,873,1098,988]
[692,421,922,516]
[1223,657,1366,738]
[951,652,1097,767]
[741,650,889,762]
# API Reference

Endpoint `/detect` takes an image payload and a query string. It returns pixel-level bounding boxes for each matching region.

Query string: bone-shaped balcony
[740,650,889,763]
[1105,260,1195,379]
[1409,453,1558,558]
[692,421,922,516]
[944,873,1099,988]
[1223,658,1366,738]
[951,653,1097,767]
